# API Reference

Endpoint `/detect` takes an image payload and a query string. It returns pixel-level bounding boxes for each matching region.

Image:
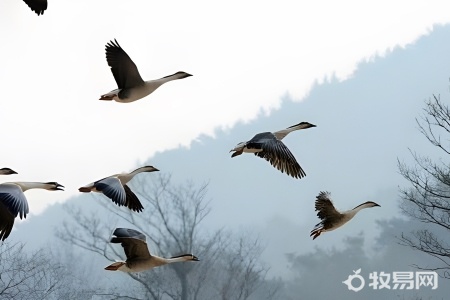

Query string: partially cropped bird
[22,0,47,16]
[0,168,18,175]
[230,121,316,179]
[0,182,64,241]
[310,191,380,240]
[78,166,159,212]
[99,39,192,103]
[105,228,199,272]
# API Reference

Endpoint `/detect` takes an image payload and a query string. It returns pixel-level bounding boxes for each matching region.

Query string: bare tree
[56,174,277,300]
[0,241,95,300]
[398,94,450,278]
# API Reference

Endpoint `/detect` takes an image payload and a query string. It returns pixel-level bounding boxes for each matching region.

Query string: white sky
[0,0,449,215]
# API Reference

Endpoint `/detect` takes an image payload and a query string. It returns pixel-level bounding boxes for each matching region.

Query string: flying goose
[78,166,159,212]
[0,182,64,241]
[310,191,380,240]
[230,122,316,179]
[99,39,192,103]
[105,228,199,272]
[22,0,47,16]
[0,168,18,175]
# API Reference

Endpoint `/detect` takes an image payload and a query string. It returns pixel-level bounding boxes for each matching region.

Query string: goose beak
[374,203,381,207]
[230,149,244,158]
[55,184,65,191]
[192,256,200,261]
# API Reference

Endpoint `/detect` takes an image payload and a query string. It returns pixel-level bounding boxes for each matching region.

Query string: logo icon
[342,268,365,292]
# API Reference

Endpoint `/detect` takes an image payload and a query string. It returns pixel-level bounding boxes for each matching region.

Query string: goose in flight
[230,121,316,179]
[22,0,47,16]
[105,228,199,272]
[99,39,192,103]
[78,166,159,212]
[0,182,64,241]
[310,191,380,240]
[0,168,18,175]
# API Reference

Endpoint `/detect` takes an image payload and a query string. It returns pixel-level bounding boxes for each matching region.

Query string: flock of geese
[1,1,381,273]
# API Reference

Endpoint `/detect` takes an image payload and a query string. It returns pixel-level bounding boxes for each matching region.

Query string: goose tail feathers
[104,261,125,271]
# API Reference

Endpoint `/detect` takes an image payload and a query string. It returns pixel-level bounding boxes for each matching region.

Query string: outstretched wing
[0,202,16,241]
[94,177,126,207]
[0,184,29,219]
[23,0,47,16]
[314,191,340,220]
[105,39,145,89]
[0,184,29,241]
[248,133,305,179]
[123,185,144,212]
[110,228,151,260]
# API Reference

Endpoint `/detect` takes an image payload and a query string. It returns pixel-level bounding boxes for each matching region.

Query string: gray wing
[0,184,29,241]
[0,184,29,219]
[123,185,144,212]
[0,202,16,241]
[112,228,147,241]
[315,191,341,221]
[105,39,145,89]
[110,228,150,259]
[248,134,305,178]
[94,177,126,206]
[23,0,47,16]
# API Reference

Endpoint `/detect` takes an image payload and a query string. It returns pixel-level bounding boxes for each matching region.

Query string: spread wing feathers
[110,228,150,260]
[314,191,341,220]
[0,184,29,219]
[249,135,305,179]
[112,228,147,242]
[123,185,144,212]
[0,202,16,241]
[23,0,47,16]
[94,177,126,206]
[105,39,145,89]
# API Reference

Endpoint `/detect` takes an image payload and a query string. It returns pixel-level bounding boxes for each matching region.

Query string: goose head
[173,71,193,79]
[138,166,159,173]
[354,201,380,210]
[190,255,200,261]
[0,168,18,175]
[299,122,317,129]
[44,182,65,191]
[230,142,246,157]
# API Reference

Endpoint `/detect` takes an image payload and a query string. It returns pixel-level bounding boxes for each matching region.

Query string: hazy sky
[1,1,450,215]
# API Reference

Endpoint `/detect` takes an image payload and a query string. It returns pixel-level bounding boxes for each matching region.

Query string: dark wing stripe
[124,185,144,212]
[314,192,342,230]
[0,190,29,219]
[111,237,151,259]
[94,180,126,206]
[112,228,146,241]
[253,139,305,179]
[23,0,47,15]
[315,191,336,219]
[0,202,15,241]
[105,39,145,89]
